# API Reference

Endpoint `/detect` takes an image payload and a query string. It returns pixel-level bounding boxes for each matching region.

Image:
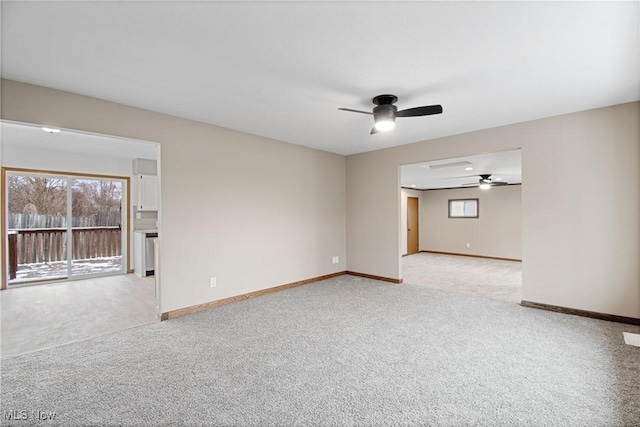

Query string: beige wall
[2,79,638,319]
[1,80,347,313]
[2,143,135,177]
[420,185,521,260]
[347,102,639,318]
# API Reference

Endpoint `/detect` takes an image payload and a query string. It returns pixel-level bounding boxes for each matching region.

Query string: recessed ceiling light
[465,167,474,171]
[494,177,502,181]
[411,184,417,188]
[42,127,61,133]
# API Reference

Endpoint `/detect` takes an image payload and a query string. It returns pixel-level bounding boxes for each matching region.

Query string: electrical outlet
[466,243,471,248]
[623,332,640,347]
[209,277,216,288]
[332,256,339,264]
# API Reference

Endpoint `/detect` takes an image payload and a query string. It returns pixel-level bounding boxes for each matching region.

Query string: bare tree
[72,179,122,226]
[8,176,67,215]
[8,176,122,227]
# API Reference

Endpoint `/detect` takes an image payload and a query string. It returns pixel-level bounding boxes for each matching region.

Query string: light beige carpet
[403,252,522,303]
[2,275,638,426]
[1,274,159,358]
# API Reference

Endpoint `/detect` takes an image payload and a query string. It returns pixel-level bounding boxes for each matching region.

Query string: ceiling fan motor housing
[373,104,398,122]
[373,94,399,126]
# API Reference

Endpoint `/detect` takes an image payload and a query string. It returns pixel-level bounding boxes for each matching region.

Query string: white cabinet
[137,175,159,211]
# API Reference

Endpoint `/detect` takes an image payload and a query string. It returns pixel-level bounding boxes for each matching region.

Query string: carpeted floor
[403,252,522,303]
[1,274,159,358]
[1,275,638,426]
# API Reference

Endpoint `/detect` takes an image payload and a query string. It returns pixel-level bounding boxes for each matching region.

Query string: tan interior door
[407,197,419,255]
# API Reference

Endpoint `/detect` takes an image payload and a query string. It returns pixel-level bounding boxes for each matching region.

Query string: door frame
[1,167,131,289]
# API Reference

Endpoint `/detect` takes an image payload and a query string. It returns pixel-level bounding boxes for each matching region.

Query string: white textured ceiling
[1,1,638,155]
[401,149,521,190]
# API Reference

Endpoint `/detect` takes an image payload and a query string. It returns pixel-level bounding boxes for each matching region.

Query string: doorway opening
[399,149,523,303]
[0,121,161,358]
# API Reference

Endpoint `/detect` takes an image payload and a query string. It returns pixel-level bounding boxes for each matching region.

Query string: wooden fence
[7,227,122,280]
[71,228,121,260]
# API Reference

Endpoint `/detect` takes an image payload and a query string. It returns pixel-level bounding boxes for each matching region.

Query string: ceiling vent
[424,160,472,169]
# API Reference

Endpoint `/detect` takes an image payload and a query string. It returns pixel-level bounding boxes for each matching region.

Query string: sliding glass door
[5,170,127,286]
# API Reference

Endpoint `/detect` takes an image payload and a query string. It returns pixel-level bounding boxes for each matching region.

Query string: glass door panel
[5,172,127,285]
[6,174,68,283]
[70,178,124,277]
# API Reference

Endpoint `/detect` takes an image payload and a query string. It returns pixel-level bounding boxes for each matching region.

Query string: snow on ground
[13,257,123,281]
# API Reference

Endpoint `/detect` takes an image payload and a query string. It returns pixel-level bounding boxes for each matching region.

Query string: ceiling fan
[338,94,443,134]
[462,174,508,190]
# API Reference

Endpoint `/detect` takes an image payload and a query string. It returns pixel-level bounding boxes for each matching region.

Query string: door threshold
[6,271,128,289]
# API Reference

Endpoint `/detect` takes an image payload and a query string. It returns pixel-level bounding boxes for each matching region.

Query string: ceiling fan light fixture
[374,117,396,132]
[479,183,491,190]
[373,103,397,132]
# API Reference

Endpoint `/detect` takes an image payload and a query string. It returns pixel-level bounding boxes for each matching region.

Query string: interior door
[407,197,419,255]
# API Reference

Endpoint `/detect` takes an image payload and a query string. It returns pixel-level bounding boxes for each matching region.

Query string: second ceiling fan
[339,94,443,134]
[462,174,508,190]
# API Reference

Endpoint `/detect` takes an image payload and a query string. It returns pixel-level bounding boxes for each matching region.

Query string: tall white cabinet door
[138,175,159,211]
[133,232,145,277]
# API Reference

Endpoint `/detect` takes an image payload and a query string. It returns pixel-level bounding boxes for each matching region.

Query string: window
[448,198,478,218]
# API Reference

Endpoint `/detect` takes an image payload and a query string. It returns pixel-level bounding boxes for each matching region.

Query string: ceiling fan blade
[396,105,443,117]
[491,181,508,186]
[338,108,373,115]
[461,182,478,187]
[370,126,380,135]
